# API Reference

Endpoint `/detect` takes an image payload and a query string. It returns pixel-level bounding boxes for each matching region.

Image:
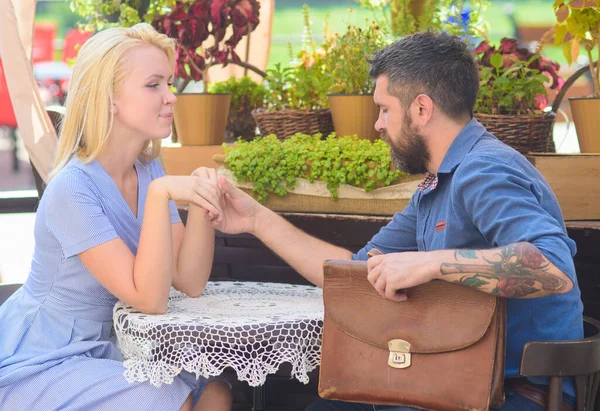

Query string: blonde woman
[0,24,231,411]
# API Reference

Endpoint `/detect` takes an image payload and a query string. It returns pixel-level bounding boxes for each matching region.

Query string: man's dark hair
[368,31,479,119]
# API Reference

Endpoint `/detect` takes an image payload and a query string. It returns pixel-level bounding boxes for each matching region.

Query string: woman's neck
[95,134,145,182]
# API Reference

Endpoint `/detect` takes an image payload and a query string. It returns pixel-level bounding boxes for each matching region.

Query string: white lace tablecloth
[113,281,324,388]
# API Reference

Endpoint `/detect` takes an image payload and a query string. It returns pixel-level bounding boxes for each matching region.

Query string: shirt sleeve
[353,193,419,260]
[150,158,182,224]
[45,168,119,259]
[452,155,577,281]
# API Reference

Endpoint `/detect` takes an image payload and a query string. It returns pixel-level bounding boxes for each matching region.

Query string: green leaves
[475,57,549,115]
[490,53,503,69]
[263,59,333,111]
[458,250,478,259]
[208,76,267,109]
[223,134,406,203]
[462,276,490,288]
[324,23,386,95]
[552,0,600,94]
[361,0,489,40]
[261,5,333,110]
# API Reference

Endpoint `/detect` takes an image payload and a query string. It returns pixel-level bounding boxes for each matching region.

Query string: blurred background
[0,0,587,283]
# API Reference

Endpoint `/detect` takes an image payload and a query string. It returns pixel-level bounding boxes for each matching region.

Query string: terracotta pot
[569,97,600,153]
[328,94,380,141]
[173,93,231,146]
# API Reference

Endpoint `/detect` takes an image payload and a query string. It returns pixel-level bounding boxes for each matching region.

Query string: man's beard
[382,114,430,174]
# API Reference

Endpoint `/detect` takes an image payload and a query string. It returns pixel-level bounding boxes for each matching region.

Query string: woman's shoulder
[44,160,97,200]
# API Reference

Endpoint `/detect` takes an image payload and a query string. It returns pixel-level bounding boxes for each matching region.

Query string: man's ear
[414,94,434,126]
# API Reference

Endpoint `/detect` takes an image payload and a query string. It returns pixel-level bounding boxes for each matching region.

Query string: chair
[0,283,22,305]
[520,316,600,411]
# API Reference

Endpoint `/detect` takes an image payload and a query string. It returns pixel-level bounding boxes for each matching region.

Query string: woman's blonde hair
[50,23,176,179]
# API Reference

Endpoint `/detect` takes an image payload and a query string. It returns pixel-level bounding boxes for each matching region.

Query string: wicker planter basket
[251,108,334,139]
[474,112,556,154]
[474,62,600,155]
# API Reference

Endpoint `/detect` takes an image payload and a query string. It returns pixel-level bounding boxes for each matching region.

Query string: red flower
[518,244,544,269]
[152,0,260,83]
[498,38,518,53]
[535,94,549,110]
[474,40,491,54]
[497,278,536,298]
[474,38,562,91]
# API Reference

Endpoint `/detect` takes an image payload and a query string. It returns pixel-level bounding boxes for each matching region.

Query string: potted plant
[215,133,422,215]
[71,0,262,146]
[323,22,387,141]
[473,38,563,154]
[151,0,262,146]
[552,1,600,153]
[208,76,267,142]
[251,5,334,140]
[356,0,489,40]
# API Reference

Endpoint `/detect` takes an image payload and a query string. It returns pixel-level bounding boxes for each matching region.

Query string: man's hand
[367,251,441,301]
[209,175,262,235]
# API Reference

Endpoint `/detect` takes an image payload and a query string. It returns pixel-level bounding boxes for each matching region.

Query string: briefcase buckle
[388,339,411,369]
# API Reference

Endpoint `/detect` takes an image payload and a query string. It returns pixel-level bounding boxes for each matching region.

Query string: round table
[113,281,324,392]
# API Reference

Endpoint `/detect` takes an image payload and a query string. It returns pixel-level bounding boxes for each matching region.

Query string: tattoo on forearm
[440,243,568,298]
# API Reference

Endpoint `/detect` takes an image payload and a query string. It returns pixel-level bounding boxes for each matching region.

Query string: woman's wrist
[148,177,171,201]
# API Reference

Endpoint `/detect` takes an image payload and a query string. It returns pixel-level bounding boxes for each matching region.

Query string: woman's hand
[190,167,222,220]
[191,167,219,186]
[150,174,222,217]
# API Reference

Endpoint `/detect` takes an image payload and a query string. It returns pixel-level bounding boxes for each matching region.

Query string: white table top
[113,281,324,387]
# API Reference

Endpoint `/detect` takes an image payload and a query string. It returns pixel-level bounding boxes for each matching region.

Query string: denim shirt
[353,118,584,395]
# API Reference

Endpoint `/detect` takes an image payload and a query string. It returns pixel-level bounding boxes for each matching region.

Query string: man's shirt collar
[437,117,487,175]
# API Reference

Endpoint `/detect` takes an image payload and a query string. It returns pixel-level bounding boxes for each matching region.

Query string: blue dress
[0,157,207,410]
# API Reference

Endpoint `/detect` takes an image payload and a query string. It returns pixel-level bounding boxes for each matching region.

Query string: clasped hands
[185,167,257,234]
[183,168,443,301]
[186,167,225,221]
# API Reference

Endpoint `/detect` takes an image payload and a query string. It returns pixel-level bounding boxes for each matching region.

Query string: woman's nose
[165,90,177,105]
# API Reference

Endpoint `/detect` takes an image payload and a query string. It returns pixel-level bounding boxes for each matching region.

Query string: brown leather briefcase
[318,260,507,411]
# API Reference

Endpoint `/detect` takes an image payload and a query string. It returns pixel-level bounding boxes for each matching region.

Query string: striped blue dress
[0,157,208,410]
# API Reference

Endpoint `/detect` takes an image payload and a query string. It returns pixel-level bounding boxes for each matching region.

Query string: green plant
[208,76,266,108]
[553,0,600,96]
[324,22,387,95]
[263,63,332,110]
[71,0,261,92]
[356,0,489,40]
[474,39,563,115]
[70,0,172,31]
[208,76,267,140]
[263,5,333,110]
[222,133,405,202]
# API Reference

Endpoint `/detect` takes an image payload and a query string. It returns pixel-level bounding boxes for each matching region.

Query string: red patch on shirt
[435,220,446,232]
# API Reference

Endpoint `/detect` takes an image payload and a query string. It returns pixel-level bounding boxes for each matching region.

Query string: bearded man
[207,31,583,411]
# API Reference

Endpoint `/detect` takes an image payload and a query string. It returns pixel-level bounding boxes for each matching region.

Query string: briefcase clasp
[388,339,411,369]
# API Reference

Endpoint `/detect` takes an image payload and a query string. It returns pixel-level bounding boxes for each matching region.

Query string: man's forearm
[252,206,352,287]
[435,242,573,298]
